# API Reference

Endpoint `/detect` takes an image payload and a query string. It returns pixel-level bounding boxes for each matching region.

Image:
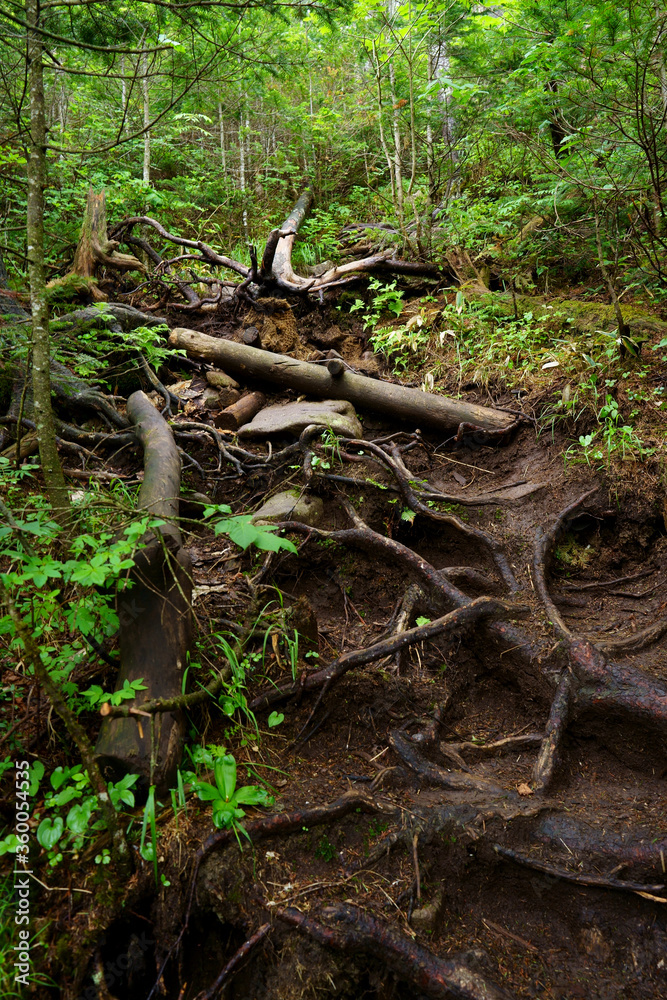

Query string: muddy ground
[4,290,667,1000]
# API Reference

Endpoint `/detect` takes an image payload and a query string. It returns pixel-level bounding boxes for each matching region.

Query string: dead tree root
[194,922,272,1000]
[493,845,666,900]
[250,597,528,713]
[276,903,515,1000]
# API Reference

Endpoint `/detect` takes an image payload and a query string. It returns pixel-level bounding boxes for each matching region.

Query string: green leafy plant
[189,754,273,842]
[283,630,300,681]
[203,505,298,554]
[82,677,148,709]
[32,766,138,866]
[315,834,336,862]
[349,277,405,331]
[139,785,159,884]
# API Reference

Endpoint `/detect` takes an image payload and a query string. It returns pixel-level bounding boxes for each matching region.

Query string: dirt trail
[11,291,667,1000]
[79,411,667,1000]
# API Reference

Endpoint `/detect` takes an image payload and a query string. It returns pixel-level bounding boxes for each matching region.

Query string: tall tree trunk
[429,33,457,198]
[142,51,150,185]
[239,113,248,238]
[120,54,127,123]
[546,79,566,160]
[426,51,436,206]
[386,0,404,220]
[218,100,227,176]
[371,41,398,217]
[25,0,70,530]
[388,59,404,226]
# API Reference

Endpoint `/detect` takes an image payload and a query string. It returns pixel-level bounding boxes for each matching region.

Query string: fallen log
[214,390,267,431]
[94,390,192,795]
[168,328,516,434]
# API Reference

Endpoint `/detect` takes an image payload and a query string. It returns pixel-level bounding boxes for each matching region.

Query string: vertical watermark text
[13,760,33,987]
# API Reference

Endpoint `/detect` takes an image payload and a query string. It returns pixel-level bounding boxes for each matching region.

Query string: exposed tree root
[194,922,272,1000]
[533,489,598,639]
[389,729,505,794]
[531,669,575,793]
[276,903,514,1000]
[342,438,518,589]
[250,597,527,712]
[494,845,666,900]
[149,789,389,1000]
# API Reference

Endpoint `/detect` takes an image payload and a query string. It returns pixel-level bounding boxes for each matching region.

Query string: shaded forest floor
[2,277,667,1000]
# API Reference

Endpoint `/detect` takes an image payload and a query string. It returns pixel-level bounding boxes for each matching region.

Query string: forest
[0,0,666,997]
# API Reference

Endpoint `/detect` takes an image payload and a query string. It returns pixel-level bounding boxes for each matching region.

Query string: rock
[218,387,241,408]
[238,400,362,439]
[202,387,222,410]
[243,326,261,347]
[252,491,324,527]
[179,492,213,520]
[410,890,444,933]
[206,369,240,390]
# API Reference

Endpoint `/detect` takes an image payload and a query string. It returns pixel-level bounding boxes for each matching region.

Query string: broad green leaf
[51,786,81,808]
[0,834,22,855]
[37,816,64,850]
[66,800,95,835]
[234,785,273,807]
[215,754,237,801]
[28,761,45,796]
[50,766,67,790]
[196,781,221,802]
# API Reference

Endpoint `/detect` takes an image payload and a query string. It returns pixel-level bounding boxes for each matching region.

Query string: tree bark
[71,188,145,278]
[168,328,516,433]
[142,51,150,186]
[95,390,192,796]
[268,187,314,286]
[25,0,71,532]
[214,390,266,431]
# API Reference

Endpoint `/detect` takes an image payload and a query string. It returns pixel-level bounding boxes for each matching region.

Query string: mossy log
[169,328,516,433]
[94,390,192,795]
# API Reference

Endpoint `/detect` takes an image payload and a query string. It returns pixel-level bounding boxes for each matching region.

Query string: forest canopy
[0,0,665,282]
